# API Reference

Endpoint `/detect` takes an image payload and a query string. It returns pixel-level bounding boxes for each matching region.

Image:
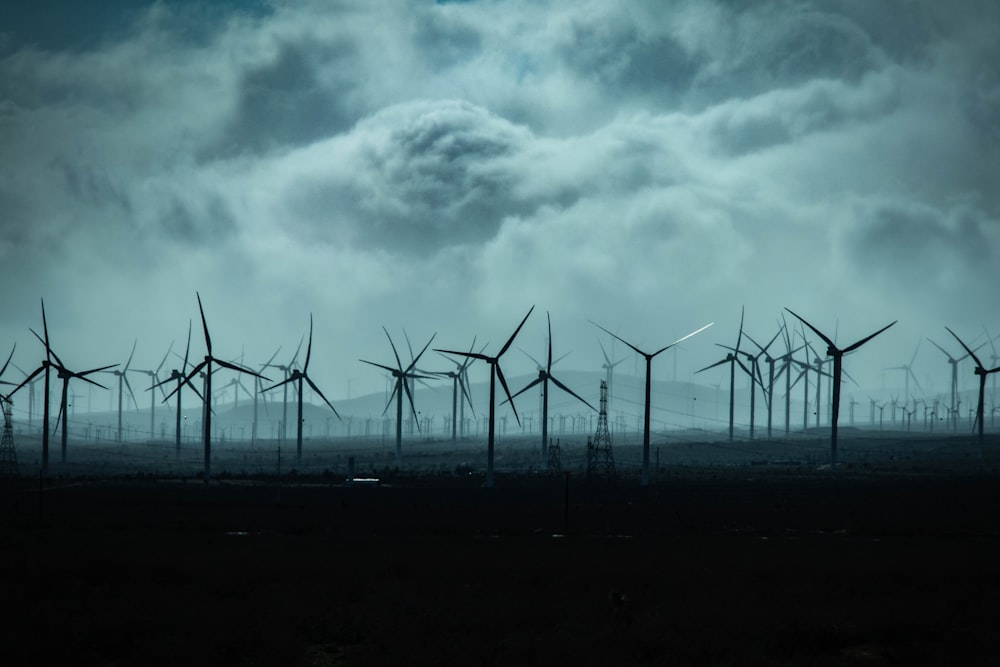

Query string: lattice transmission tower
[1,399,17,477]
[587,381,615,479]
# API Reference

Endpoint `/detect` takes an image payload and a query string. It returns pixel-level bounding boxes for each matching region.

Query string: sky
[2,0,999,424]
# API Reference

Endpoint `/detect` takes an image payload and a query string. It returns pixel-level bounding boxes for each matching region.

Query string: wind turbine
[884,342,922,407]
[162,293,268,480]
[45,344,115,463]
[4,300,58,472]
[104,340,140,443]
[744,327,786,438]
[262,314,340,467]
[265,337,303,443]
[361,328,436,466]
[507,312,596,466]
[436,338,479,442]
[252,347,281,446]
[926,336,982,432]
[598,339,626,415]
[436,307,534,488]
[151,321,204,459]
[132,342,173,443]
[695,309,747,442]
[946,327,1000,455]
[785,308,896,471]
[595,319,713,486]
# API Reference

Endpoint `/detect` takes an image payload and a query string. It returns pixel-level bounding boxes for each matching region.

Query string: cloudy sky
[2,0,999,419]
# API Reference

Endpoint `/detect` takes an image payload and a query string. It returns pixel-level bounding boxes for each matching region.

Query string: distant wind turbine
[507,312,595,466]
[436,307,534,488]
[262,314,340,467]
[946,327,1000,455]
[785,308,896,471]
[163,293,268,480]
[594,319,713,486]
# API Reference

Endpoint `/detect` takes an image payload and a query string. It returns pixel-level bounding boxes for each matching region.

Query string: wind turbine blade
[0,343,14,377]
[695,358,730,374]
[30,328,64,368]
[261,346,282,371]
[196,292,212,355]
[520,348,544,371]
[502,376,545,403]
[925,337,954,361]
[155,341,173,376]
[54,399,63,434]
[459,376,476,417]
[124,339,137,372]
[383,327,404,372]
[653,322,714,357]
[434,349,489,362]
[549,375,597,412]
[183,319,192,371]
[946,327,984,369]
[214,358,268,380]
[590,321,645,357]
[360,359,398,374]
[123,375,140,411]
[842,321,897,354]
[735,306,745,354]
[495,363,520,427]
[40,298,51,363]
[784,308,835,351]
[4,365,45,400]
[289,334,304,369]
[76,375,110,391]
[402,374,419,424]
[304,314,313,371]
[498,306,535,359]
[551,350,571,368]
[762,328,782,354]
[77,364,118,378]
[599,339,611,366]
[406,333,437,374]
[306,376,341,420]
[907,367,923,394]
[546,311,553,371]
[908,340,921,367]
[261,375,296,393]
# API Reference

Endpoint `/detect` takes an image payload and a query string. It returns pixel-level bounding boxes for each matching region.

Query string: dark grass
[3,470,1000,665]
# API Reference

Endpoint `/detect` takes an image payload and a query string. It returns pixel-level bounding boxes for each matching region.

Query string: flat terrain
[2,432,1000,665]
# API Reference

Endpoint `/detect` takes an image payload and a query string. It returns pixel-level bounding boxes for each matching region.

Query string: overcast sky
[2,0,999,417]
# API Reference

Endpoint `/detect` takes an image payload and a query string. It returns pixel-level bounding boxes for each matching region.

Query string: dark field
[3,434,1000,665]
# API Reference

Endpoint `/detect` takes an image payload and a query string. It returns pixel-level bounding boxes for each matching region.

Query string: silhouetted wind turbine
[262,314,339,467]
[45,344,114,463]
[595,319,713,486]
[507,312,595,466]
[744,327,786,438]
[133,342,173,443]
[151,321,203,459]
[884,342,922,406]
[946,327,1000,455]
[926,336,982,432]
[785,308,896,471]
[5,300,58,472]
[163,294,268,480]
[599,339,625,414]
[252,346,281,446]
[265,337,303,442]
[361,328,436,465]
[104,340,140,443]
[696,309,747,442]
[436,307,534,488]
[436,338,479,442]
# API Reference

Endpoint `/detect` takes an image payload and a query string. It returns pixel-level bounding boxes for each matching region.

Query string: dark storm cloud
[213,38,360,157]
[284,100,532,253]
[850,201,998,289]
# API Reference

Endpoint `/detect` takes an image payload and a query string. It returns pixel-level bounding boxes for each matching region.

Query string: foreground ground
[2,462,1000,666]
